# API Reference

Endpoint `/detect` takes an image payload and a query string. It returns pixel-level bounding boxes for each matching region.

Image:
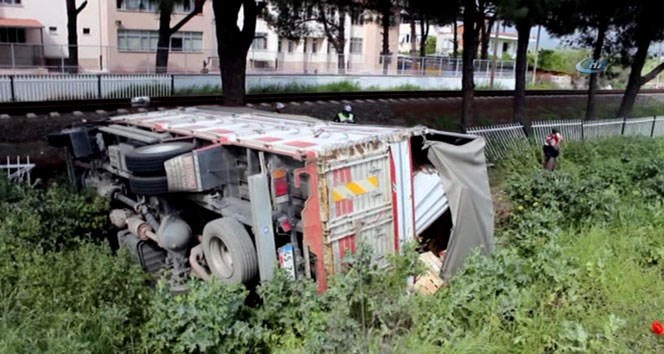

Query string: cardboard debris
[413,251,446,295]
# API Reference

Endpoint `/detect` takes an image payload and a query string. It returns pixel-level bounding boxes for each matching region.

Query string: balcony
[0,18,44,70]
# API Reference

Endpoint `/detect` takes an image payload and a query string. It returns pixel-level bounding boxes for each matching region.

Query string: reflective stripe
[337,113,354,122]
[332,175,379,202]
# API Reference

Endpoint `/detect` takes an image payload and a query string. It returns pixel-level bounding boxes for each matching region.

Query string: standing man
[334,104,355,123]
[543,128,563,171]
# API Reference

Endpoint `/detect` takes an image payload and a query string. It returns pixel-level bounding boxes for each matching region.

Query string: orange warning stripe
[332,176,379,202]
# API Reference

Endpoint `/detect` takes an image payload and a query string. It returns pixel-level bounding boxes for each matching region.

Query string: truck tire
[124,142,194,175]
[128,175,169,195]
[202,218,258,284]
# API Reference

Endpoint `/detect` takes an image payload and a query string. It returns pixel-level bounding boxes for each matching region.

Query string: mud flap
[248,174,277,282]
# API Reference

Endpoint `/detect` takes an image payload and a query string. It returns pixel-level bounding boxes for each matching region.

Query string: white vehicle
[47,106,494,292]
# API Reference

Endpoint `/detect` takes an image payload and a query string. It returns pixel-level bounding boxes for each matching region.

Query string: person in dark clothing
[333,104,355,123]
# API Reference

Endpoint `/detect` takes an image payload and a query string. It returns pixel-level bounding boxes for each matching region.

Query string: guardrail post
[621,117,626,136]
[520,121,532,138]
[9,75,16,102]
[97,74,102,99]
[651,115,657,138]
[581,121,585,141]
[171,75,175,96]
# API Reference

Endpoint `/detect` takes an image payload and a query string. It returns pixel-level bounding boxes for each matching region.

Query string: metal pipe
[114,193,161,231]
[115,193,138,209]
[145,230,161,245]
[144,213,160,233]
[189,243,211,281]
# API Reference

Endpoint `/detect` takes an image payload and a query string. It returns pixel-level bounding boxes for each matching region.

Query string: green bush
[3,136,664,353]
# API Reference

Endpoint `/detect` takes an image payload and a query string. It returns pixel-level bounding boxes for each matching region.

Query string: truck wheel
[128,175,168,195]
[124,142,194,175]
[202,218,258,284]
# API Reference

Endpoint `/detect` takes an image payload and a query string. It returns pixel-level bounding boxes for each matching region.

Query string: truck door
[323,150,395,274]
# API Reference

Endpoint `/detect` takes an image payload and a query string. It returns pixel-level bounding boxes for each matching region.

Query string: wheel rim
[138,144,182,154]
[208,236,233,278]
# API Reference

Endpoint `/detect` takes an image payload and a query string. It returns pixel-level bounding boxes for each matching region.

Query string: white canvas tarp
[426,134,494,279]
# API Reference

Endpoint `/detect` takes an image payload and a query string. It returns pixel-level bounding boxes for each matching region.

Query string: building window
[170,37,183,51]
[0,27,26,43]
[350,37,362,54]
[1,0,22,5]
[48,26,58,34]
[118,0,195,13]
[83,28,91,35]
[287,40,295,53]
[117,30,203,52]
[311,38,318,54]
[252,32,267,50]
[277,38,282,53]
[502,42,509,54]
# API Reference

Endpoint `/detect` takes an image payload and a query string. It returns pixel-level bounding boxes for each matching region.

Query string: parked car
[47,106,494,292]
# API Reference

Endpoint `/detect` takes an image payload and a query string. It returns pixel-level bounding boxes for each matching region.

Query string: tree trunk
[513,21,532,126]
[410,18,417,56]
[319,4,346,74]
[156,8,173,74]
[381,5,391,74]
[453,19,458,57]
[66,0,79,73]
[419,18,429,58]
[220,53,247,105]
[585,17,607,120]
[336,11,347,74]
[478,19,486,59]
[461,0,477,129]
[410,17,418,72]
[480,16,494,60]
[617,37,650,118]
[213,0,257,106]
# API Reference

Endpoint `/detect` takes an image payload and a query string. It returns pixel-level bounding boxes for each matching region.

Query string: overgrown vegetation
[2,137,664,353]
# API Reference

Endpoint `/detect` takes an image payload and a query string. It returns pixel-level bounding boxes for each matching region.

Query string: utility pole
[489,19,500,88]
[531,25,542,86]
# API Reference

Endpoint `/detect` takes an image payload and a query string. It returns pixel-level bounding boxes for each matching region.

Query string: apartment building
[0,0,60,71]
[397,22,526,59]
[1,1,405,74]
[0,0,215,73]
[242,10,400,75]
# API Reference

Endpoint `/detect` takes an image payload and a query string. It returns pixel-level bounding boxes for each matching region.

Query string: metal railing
[466,123,529,162]
[467,116,664,163]
[0,74,172,102]
[0,43,516,78]
[1,156,35,185]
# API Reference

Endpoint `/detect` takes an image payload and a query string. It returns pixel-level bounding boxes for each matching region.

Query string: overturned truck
[48,106,494,292]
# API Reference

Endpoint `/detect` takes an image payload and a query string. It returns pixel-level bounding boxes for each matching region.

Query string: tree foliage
[496,0,562,124]
[264,0,359,72]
